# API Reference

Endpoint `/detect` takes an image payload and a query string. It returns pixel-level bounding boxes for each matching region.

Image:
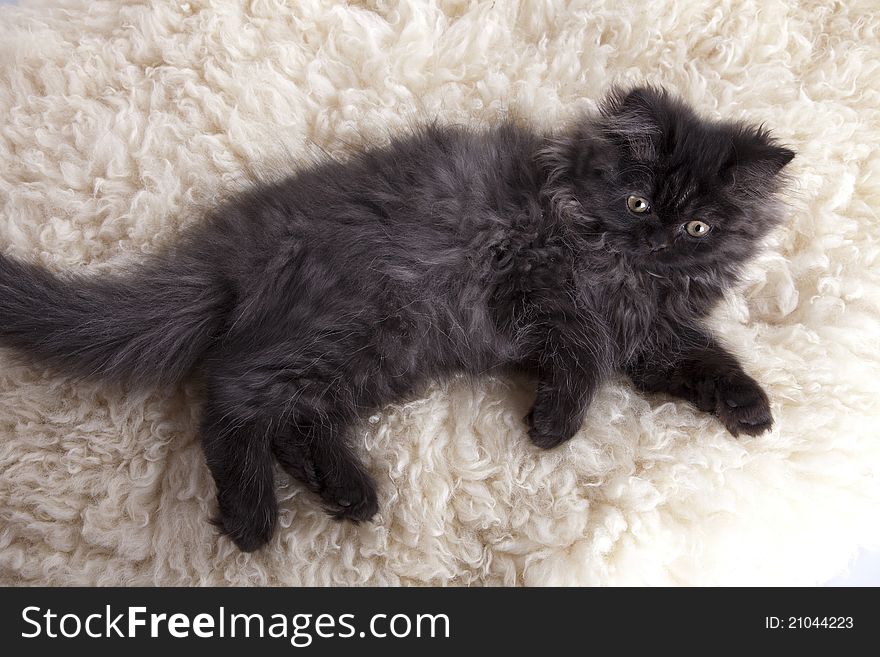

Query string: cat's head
[542,86,794,273]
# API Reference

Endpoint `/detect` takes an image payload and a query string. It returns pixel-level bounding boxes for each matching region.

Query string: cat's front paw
[715,373,773,437]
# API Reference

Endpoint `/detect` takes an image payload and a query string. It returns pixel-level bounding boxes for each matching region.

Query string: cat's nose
[646,229,668,252]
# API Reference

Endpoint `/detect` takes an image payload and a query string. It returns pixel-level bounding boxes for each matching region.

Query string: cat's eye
[626,195,651,214]
[685,220,711,237]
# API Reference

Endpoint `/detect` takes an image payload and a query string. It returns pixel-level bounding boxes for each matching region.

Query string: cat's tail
[0,243,231,387]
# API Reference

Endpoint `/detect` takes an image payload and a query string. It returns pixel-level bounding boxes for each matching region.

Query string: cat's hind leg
[200,353,379,550]
[200,392,281,551]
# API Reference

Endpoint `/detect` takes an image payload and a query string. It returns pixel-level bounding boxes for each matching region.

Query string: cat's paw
[214,495,277,552]
[715,374,773,437]
[277,441,380,523]
[525,407,573,450]
[322,472,379,523]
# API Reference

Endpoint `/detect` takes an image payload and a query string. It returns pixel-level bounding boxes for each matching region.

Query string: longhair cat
[0,87,794,550]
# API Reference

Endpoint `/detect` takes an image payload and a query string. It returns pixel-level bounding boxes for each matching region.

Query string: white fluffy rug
[0,0,878,586]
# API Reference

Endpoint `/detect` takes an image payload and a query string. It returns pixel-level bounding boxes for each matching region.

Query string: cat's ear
[537,133,618,184]
[721,127,795,186]
[600,85,668,121]
[572,136,618,180]
[597,86,668,161]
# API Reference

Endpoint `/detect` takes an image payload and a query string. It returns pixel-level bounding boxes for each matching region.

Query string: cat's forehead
[659,122,731,172]
[629,126,734,209]
[624,157,717,204]
[650,171,711,214]
[663,177,701,207]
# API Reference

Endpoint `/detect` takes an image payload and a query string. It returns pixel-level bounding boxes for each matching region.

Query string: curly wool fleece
[0,0,878,586]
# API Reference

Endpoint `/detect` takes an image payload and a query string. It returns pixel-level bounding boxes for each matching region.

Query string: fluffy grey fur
[0,86,794,550]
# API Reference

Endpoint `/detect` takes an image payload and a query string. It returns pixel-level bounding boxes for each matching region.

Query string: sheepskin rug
[0,0,878,586]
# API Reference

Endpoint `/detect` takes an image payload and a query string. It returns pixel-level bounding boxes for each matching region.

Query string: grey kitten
[0,86,793,550]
